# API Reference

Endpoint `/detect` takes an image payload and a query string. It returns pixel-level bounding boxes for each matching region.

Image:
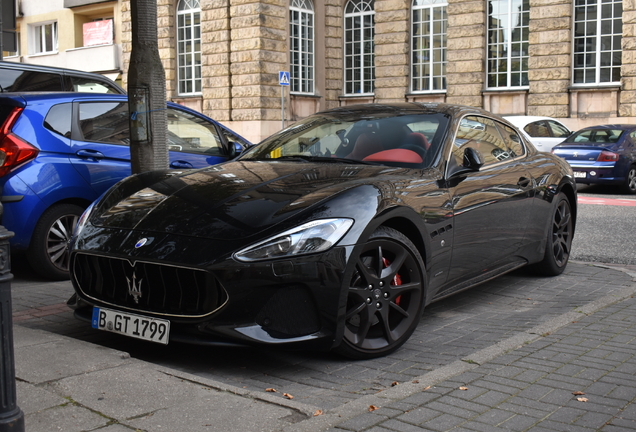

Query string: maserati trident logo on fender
[135,238,148,248]
[126,271,143,304]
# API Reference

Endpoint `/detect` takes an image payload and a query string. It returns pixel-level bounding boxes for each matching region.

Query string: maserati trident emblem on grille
[135,238,148,248]
[126,271,143,304]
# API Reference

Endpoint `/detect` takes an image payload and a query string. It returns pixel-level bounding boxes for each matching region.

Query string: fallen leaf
[283,393,294,399]
[572,391,586,396]
[369,405,379,412]
[391,381,399,387]
[412,380,420,384]
[265,388,277,393]
[459,386,468,391]
[577,397,588,402]
[422,385,431,391]
[313,410,323,417]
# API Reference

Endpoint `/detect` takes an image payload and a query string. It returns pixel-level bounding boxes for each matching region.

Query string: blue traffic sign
[279,71,290,86]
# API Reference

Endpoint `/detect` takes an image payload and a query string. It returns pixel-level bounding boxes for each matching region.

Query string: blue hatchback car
[0,92,251,280]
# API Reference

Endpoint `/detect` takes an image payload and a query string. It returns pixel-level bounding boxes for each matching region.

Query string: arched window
[177,0,202,95]
[412,0,447,92]
[290,0,315,94]
[344,0,375,95]
[487,0,529,88]
[573,0,622,84]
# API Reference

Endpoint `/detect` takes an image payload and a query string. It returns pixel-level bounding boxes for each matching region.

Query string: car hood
[91,160,419,241]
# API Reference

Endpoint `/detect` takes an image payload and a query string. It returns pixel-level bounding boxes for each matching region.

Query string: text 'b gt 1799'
[68,103,577,359]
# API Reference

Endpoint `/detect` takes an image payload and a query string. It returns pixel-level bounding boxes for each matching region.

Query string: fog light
[590,171,596,176]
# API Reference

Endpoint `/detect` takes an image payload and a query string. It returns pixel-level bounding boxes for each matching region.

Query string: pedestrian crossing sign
[279,71,290,86]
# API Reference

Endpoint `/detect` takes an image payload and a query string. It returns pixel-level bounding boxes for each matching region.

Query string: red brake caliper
[382,257,402,305]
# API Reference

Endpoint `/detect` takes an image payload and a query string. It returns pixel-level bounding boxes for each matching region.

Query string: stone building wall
[527,0,571,118]
[374,0,410,103]
[620,0,636,117]
[324,0,343,109]
[445,0,485,108]
[119,0,636,141]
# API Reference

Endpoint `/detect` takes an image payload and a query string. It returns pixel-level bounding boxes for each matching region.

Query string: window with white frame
[290,0,315,94]
[344,0,375,95]
[32,22,58,55]
[487,0,529,88]
[573,0,622,84]
[177,0,202,95]
[412,0,447,92]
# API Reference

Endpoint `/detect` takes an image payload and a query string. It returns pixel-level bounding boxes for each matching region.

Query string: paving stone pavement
[310,290,636,432]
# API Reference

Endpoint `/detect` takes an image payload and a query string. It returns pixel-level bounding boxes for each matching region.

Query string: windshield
[566,128,625,144]
[240,111,450,168]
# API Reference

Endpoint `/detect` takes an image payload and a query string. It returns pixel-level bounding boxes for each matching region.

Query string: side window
[524,121,550,138]
[79,102,130,145]
[71,77,120,94]
[166,108,224,155]
[44,103,72,138]
[496,122,525,157]
[453,116,512,166]
[0,69,63,92]
[548,120,570,138]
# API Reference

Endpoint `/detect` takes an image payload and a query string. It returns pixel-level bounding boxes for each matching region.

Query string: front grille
[72,253,227,318]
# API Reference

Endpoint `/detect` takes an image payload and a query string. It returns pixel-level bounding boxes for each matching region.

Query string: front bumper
[69,235,352,351]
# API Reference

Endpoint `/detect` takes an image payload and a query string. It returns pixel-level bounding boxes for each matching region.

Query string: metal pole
[0,203,24,432]
[1,0,4,61]
[281,85,284,130]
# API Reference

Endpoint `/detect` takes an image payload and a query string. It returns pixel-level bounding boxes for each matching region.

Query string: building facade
[4,0,123,84]
[6,0,636,143]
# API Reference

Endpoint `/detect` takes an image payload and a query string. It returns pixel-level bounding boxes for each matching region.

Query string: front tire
[531,193,573,276]
[335,226,426,359]
[27,204,84,281]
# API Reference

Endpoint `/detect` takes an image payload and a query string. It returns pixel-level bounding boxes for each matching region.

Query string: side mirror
[462,147,484,170]
[447,147,485,179]
[228,141,242,158]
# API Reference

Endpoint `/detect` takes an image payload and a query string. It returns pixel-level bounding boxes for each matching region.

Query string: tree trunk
[127,0,168,173]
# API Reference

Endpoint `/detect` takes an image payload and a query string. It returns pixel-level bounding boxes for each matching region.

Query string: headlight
[234,218,353,262]
[73,200,97,239]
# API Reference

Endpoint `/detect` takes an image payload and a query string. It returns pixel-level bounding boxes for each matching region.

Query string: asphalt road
[571,184,636,265]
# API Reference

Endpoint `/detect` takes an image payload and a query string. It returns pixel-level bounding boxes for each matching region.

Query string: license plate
[92,307,170,344]
[573,171,587,178]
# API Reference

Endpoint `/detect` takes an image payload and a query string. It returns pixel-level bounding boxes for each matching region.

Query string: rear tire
[621,165,636,194]
[27,204,84,281]
[531,193,573,276]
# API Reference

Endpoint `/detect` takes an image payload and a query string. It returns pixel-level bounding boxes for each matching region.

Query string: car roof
[503,116,563,126]
[575,124,636,130]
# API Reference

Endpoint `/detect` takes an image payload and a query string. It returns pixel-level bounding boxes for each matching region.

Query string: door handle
[76,149,105,160]
[517,177,532,188]
[170,160,194,169]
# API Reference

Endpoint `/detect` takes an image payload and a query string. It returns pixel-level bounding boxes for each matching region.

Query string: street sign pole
[279,71,290,130]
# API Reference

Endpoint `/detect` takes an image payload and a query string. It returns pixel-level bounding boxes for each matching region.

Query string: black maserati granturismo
[68,103,577,359]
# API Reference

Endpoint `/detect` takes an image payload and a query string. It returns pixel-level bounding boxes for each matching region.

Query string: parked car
[551,124,636,194]
[0,92,251,280]
[0,60,126,94]
[67,103,577,359]
[504,116,571,152]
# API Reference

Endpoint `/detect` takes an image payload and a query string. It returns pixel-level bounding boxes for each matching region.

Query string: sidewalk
[11,262,636,432]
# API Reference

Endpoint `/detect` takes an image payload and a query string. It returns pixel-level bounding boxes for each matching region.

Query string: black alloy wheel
[532,193,573,276]
[27,203,84,280]
[622,165,636,194]
[336,226,425,359]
